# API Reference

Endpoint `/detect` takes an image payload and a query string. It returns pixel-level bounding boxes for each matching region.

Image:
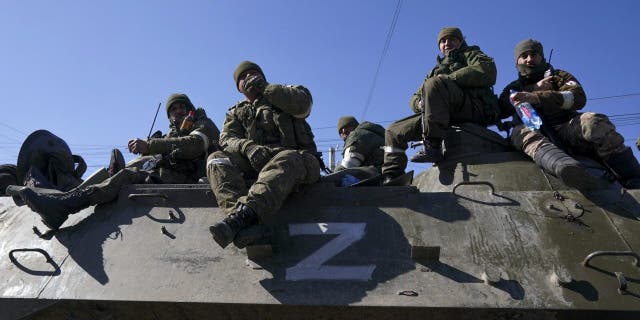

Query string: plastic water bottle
[510,89,542,130]
[340,174,359,187]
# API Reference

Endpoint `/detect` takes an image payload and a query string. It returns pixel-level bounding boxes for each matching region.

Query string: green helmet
[165,93,195,117]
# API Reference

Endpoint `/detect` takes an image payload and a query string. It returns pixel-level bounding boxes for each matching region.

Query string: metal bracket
[582,251,640,268]
[615,272,628,294]
[128,193,168,200]
[9,248,61,276]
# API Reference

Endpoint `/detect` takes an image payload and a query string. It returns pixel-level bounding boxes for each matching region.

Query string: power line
[360,0,403,121]
[589,93,640,101]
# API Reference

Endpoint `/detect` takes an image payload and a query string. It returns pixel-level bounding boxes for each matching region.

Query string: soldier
[13,93,220,229]
[335,116,385,172]
[499,39,640,189]
[381,27,500,185]
[207,61,320,249]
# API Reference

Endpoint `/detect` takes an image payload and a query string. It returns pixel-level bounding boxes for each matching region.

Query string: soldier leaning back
[14,93,220,230]
[207,61,320,249]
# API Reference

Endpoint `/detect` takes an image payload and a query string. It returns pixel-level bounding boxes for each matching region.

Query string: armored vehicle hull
[1,126,639,319]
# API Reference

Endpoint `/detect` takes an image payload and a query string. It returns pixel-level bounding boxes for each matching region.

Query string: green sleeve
[220,104,251,153]
[448,49,497,88]
[263,84,312,118]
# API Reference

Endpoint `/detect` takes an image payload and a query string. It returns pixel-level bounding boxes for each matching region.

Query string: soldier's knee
[580,112,614,135]
[301,152,321,184]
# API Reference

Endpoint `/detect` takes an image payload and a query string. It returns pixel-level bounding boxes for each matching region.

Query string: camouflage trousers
[512,112,626,161]
[85,164,195,205]
[85,167,149,205]
[206,149,320,220]
[381,76,484,176]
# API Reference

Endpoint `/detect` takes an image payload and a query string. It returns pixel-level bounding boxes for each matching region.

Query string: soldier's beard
[172,115,185,128]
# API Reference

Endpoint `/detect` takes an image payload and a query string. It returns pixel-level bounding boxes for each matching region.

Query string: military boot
[209,204,259,249]
[233,225,272,249]
[19,187,93,229]
[410,138,444,163]
[533,144,602,190]
[604,147,640,189]
[108,148,125,177]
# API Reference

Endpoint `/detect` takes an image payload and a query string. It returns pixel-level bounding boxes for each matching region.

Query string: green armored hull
[1,126,639,319]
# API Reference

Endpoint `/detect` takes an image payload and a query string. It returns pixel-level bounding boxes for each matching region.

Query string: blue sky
[1,0,639,176]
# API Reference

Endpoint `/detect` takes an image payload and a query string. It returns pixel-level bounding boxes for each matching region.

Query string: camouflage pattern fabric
[382,42,499,177]
[87,108,220,205]
[207,83,320,217]
[500,68,626,161]
[336,121,385,172]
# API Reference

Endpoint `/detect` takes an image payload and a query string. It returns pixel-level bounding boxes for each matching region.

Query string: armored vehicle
[1,124,639,319]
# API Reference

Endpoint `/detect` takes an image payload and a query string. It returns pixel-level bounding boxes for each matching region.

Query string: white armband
[560,91,574,110]
[190,130,210,152]
[340,147,364,168]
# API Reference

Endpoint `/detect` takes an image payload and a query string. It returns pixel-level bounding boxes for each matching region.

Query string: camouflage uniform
[382,29,500,177]
[87,106,220,204]
[499,69,626,159]
[499,39,640,189]
[14,93,220,230]
[335,121,385,172]
[207,82,320,220]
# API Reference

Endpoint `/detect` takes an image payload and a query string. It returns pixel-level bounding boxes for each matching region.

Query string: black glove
[244,143,272,171]
[243,74,268,95]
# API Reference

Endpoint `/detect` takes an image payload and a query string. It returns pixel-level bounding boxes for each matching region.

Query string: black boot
[410,138,444,163]
[604,147,640,189]
[108,148,125,177]
[209,204,259,249]
[533,144,603,190]
[19,187,92,230]
[233,225,272,249]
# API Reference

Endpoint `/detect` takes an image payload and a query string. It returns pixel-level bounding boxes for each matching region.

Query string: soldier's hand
[128,138,150,155]
[243,74,268,95]
[244,143,272,171]
[533,76,554,91]
[510,92,540,105]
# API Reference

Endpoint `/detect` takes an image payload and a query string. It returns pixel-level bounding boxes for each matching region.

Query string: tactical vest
[251,104,317,154]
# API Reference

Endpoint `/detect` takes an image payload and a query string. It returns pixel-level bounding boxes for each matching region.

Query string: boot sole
[209,224,233,249]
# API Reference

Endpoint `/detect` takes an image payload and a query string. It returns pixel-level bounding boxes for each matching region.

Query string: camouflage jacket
[220,84,317,155]
[409,43,499,122]
[498,68,586,126]
[147,108,220,182]
[337,121,385,170]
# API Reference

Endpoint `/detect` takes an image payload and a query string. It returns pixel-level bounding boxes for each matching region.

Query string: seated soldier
[207,61,320,249]
[13,93,220,229]
[380,27,501,185]
[335,116,385,173]
[499,39,640,189]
